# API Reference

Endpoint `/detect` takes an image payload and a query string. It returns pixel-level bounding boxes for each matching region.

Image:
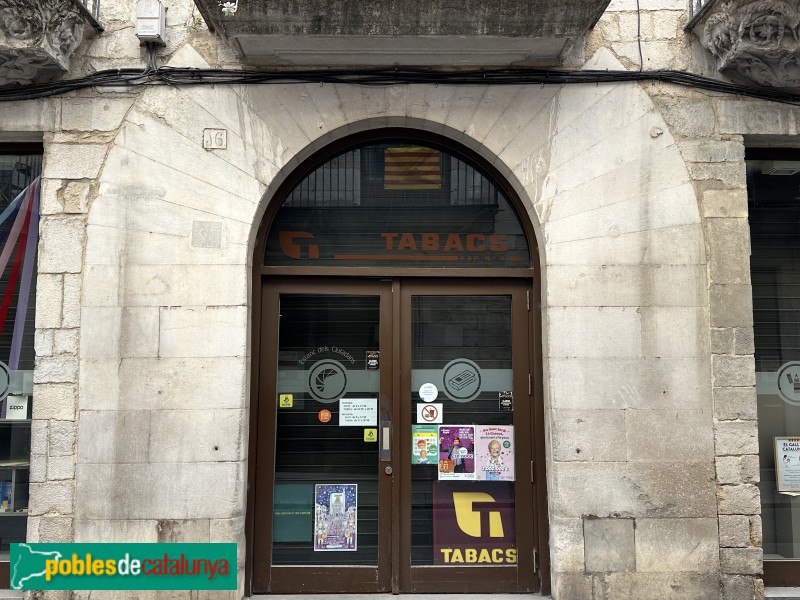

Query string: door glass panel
[410,296,516,566]
[749,158,800,561]
[264,143,530,269]
[272,295,380,565]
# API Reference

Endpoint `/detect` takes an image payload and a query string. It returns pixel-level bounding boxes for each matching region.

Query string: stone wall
[0,0,789,599]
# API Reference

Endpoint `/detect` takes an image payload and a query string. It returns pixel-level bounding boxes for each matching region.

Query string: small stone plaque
[203,129,227,149]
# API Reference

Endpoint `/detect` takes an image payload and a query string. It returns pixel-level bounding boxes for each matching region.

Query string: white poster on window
[339,398,377,426]
[776,437,800,492]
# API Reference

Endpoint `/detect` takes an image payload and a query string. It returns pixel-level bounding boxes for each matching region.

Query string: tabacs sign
[432,481,517,565]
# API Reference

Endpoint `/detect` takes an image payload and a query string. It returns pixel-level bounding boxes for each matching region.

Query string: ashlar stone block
[750,515,762,546]
[721,574,756,600]
[549,357,710,411]
[640,306,706,359]
[734,327,755,355]
[706,219,752,285]
[716,456,742,485]
[75,519,159,543]
[35,329,55,357]
[635,518,719,572]
[47,455,75,480]
[583,517,636,573]
[75,462,241,520]
[149,409,242,463]
[551,572,593,600]
[548,306,642,359]
[77,411,150,464]
[718,484,761,515]
[34,357,78,384]
[35,274,64,329]
[546,264,705,308]
[38,517,74,543]
[546,224,706,267]
[32,384,76,421]
[80,356,246,412]
[710,285,754,328]
[550,462,716,519]
[53,329,79,356]
[156,519,210,543]
[719,514,750,548]
[604,572,720,599]
[741,455,760,484]
[712,355,756,388]
[715,421,759,456]
[713,387,757,421]
[62,274,82,328]
[625,410,714,462]
[711,328,735,355]
[159,306,247,358]
[28,481,74,515]
[44,144,107,179]
[38,216,85,274]
[720,547,763,575]
[701,188,748,218]
[551,409,626,462]
[49,421,76,457]
[61,98,135,133]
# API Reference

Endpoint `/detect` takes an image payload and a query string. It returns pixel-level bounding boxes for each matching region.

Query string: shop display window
[0,149,41,560]
[748,154,800,575]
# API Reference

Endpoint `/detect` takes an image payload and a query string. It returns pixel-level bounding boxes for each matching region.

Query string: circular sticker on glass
[0,361,9,401]
[777,361,800,406]
[442,358,482,403]
[419,383,438,402]
[308,359,348,403]
[318,409,332,423]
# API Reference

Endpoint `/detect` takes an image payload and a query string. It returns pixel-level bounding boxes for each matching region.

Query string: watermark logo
[11,543,236,590]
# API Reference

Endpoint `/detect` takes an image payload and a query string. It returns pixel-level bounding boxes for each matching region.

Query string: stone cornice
[694,0,800,87]
[0,0,88,86]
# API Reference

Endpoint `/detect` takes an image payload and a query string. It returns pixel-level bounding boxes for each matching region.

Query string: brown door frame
[250,278,394,594]
[247,276,549,594]
[398,279,539,593]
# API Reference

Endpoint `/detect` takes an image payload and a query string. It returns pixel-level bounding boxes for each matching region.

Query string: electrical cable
[636,0,644,72]
[1,65,800,106]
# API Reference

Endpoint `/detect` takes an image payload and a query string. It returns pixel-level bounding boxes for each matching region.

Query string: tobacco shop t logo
[279,231,320,260]
[452,492,504,538]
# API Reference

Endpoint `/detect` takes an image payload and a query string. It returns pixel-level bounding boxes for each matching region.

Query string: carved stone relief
[0,0,86,86]
[696,0,800,86]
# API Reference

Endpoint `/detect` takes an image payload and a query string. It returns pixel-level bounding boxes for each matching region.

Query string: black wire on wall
[2,66,800,106]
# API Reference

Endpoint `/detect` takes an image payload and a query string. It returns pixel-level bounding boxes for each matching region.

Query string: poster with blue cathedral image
[314,484,357,551]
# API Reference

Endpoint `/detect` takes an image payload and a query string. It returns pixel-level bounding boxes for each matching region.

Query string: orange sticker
[318,409,332,423]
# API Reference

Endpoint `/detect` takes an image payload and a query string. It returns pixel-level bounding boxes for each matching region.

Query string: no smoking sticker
[416,403,443,424]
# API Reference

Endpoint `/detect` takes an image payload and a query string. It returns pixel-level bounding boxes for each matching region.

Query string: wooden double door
[250,278,546,594]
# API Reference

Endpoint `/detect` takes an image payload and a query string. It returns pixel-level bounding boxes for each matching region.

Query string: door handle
[380,420,391,461]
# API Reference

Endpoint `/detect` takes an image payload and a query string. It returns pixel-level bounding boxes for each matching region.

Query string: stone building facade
[1,0,798,598]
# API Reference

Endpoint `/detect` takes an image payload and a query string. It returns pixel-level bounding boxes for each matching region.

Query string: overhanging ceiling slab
[195,0,610,67]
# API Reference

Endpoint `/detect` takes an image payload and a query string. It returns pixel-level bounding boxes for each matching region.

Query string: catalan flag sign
[384,147,441,190]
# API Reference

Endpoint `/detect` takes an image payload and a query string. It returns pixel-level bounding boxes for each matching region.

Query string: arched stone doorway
[247,128,548,595]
